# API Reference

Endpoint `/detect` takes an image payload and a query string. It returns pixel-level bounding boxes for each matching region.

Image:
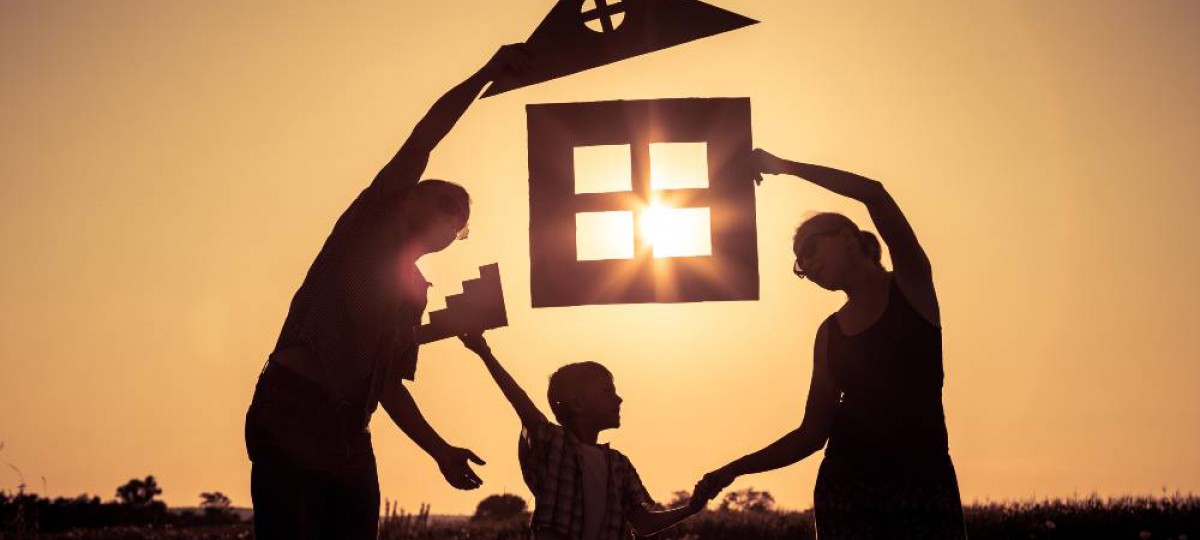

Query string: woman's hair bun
[858,230,883,267]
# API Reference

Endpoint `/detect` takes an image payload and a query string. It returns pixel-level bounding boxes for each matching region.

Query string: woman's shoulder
[889,273,941,329]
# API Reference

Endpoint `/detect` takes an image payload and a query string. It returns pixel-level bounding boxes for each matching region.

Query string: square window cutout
[643,207,712,258]
[574,144,632,194]
[650,142,708,190]
[576,211,635,260]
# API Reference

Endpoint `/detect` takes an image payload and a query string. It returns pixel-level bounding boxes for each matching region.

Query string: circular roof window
[581,0,626,33]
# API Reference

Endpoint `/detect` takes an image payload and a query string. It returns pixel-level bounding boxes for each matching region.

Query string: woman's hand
[752,148,792,176]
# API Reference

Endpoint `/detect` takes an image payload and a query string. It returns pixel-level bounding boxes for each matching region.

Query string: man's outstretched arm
[371,44,531,198]
[379,380,486,490]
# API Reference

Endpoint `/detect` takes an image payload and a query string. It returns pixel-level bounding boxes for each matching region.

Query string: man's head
[547,361,622,431]
[403,179,471,253]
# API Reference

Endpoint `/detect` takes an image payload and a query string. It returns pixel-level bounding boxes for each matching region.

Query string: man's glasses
[437,196,470,241]
[792,259,807,279]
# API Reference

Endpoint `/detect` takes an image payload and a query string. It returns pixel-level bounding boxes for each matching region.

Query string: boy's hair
[547,361,612,426]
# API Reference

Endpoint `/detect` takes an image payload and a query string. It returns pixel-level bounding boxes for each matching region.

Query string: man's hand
[434,446,486,490]
[481,43,533,80]
[458,333,491,357]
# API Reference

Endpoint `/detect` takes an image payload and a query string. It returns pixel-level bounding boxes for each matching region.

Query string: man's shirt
[271,180,427,415]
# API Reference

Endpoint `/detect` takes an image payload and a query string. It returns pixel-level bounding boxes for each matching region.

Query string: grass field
[7,494,1195,539]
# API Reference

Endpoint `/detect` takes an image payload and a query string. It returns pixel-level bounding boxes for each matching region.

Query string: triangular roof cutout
[482,0,758,97]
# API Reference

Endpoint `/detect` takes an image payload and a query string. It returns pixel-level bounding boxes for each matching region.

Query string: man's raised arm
[371,44,531,198]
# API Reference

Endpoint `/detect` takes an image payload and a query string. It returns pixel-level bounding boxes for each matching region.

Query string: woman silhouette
[697,149,966,538]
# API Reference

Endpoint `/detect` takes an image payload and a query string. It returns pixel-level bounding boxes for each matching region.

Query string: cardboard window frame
[528,97,758,307]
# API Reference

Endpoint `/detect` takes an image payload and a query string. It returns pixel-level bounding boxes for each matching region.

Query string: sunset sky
[2,1,1198,514]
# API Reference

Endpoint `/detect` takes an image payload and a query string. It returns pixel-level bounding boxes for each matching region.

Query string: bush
[471,494,528,523]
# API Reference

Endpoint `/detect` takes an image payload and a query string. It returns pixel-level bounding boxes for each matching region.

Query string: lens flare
[640,203,712,258]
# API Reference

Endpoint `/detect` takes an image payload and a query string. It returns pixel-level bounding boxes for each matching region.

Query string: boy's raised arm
[459,334,548,428]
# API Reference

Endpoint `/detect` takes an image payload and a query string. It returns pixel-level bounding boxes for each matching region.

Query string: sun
[640,201,712,258]
[572,141,714,261]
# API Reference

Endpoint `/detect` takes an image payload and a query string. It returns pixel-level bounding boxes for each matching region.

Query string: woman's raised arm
[696,321,838,499]
[755,149,940,325]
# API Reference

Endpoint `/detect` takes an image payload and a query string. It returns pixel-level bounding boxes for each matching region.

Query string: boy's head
[547,362,623,431]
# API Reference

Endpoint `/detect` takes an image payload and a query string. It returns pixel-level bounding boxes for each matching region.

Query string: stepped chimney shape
[416,263,509,344]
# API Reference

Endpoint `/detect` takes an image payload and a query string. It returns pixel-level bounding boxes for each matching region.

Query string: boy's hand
[458,333,491,356]
[685,491,708,513]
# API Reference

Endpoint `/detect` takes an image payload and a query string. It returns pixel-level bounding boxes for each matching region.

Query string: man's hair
[546,361,612,426]
[403,179,471,233]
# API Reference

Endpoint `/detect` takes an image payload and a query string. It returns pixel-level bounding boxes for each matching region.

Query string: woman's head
[792,213,883,290]
[403,179,471,253]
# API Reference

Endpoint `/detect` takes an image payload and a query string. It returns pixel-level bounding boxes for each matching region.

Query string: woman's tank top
[823,278,950,469]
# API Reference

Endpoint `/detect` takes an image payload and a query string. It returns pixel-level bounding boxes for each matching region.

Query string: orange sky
[2,1,1198,514]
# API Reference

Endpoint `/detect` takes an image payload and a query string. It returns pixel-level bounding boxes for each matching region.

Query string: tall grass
[9,494,1198,539]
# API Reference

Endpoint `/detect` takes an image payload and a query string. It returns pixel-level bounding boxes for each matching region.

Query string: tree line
[1,475,240,536]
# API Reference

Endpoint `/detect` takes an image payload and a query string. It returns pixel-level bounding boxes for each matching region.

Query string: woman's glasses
[792,229,840,278]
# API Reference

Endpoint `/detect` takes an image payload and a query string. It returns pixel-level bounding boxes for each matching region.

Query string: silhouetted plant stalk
[379,500,431,539]
[1,440,39,540]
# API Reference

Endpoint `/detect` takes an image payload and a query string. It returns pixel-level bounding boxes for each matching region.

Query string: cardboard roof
[483,0,757,97]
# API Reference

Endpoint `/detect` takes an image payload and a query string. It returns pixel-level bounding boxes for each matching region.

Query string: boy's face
[572,374,623,430]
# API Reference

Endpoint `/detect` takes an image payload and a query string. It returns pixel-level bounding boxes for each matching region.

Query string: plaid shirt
[519,420,654,540]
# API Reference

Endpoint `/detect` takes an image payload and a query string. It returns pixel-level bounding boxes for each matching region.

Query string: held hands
[481,43,533,80]
[694,467,737,503]
[679,478,720,513]
[434,445,486,490]
[685,489,709,513]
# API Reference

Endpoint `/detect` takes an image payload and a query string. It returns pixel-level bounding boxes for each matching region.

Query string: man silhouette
[244,44,531,540]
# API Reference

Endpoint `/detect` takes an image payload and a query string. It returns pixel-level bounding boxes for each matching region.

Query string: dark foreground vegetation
[3,482,1197,539]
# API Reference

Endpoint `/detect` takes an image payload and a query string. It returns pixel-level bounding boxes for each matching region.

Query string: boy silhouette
[459,333,705,540]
